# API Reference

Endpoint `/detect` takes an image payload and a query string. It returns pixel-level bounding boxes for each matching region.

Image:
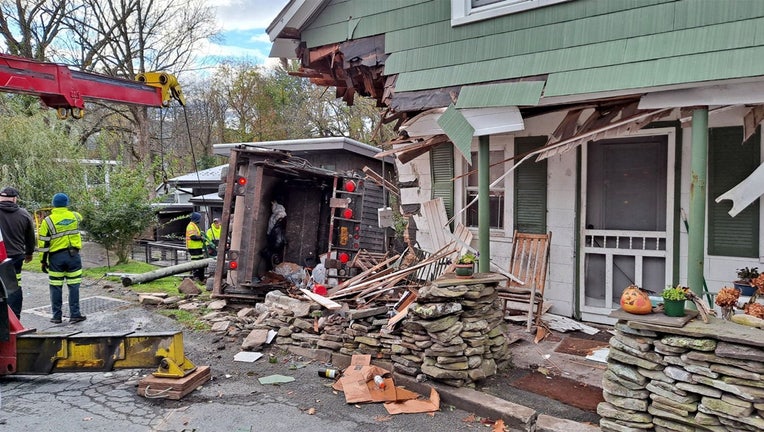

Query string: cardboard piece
[332,355,437,414]
[384,387,441,415]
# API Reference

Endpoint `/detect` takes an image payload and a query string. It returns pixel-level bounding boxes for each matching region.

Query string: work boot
[69,315,87,323]
[50,317,62,324]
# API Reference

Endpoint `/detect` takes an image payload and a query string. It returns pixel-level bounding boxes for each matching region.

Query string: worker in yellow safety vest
[37,193,86,324]
[205,217,221,256]
[185,212,206,281]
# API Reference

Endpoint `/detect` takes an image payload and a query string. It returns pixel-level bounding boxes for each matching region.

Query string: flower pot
[663,299,686,317]
[734,282,757,297]
[454,263,474,278]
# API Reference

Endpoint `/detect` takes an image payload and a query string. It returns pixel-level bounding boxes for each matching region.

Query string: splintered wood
[329,244,457,302]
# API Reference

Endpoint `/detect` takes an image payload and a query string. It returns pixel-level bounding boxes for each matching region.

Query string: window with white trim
[452,0,572,26]
[465,150,506,229]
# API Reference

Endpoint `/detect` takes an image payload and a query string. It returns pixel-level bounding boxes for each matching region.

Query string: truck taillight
[228,260,238,270]
[344,180,356,192]
[234,176,247,195]
[339,252,350,263]
[343,208,353,219]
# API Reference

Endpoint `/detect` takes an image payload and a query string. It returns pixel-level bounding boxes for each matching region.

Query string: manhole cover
[25,296,131,318]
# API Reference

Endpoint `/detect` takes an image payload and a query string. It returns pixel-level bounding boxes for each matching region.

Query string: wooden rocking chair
[498,230,552,332]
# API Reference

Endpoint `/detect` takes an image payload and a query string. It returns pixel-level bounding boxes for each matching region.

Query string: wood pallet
[137,365,211,400]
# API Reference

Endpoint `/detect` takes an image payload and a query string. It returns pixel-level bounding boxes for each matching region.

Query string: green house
[268,0,764,324]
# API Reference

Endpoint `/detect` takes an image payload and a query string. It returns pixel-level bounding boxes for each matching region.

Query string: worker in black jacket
[0,187,36,320]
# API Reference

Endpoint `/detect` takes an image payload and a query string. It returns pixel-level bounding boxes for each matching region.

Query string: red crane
[0,53,185,119]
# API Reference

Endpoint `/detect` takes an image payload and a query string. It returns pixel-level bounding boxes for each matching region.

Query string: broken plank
[300,288,342,310]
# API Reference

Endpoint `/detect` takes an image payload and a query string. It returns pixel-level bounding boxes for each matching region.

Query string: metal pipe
[688,107,708,298]
[479,135,490,273]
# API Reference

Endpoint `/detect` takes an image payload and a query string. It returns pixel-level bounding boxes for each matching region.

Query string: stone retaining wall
[599,316,764,431]
[254,272,511,387]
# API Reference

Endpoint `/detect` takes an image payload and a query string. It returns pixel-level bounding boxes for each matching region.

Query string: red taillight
[344,180,356,192]
[237,176,247,186]
[339,252,350,263]
[343,208,353,219]
[228,261,238,270]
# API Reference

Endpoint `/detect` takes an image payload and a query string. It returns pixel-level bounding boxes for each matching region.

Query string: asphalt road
[2,270,518,432]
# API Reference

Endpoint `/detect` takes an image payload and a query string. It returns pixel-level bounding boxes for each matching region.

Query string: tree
[0,110,88,211]
[79,165,157,264]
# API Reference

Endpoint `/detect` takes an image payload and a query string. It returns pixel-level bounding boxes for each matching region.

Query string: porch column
[688,107,708,297]
[478,135,490,272]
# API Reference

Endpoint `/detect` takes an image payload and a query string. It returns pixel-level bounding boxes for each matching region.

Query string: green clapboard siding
[430,143,455,224]
[437,105,474,162]
[456,81,544,108]
[708,126,760,258]
[514,137,547,235]
[299,0,764,101]
[302,0,448,48]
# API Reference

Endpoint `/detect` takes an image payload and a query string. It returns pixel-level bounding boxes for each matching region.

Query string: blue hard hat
[190,212,201,223]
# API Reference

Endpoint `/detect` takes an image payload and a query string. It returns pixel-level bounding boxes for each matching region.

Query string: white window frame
[451,0,572,26]
[455,136,512,237]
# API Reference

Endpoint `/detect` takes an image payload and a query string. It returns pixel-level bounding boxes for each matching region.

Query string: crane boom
[0,53,185,118]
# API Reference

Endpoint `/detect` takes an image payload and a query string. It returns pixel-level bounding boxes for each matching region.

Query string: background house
[268,0,764,324]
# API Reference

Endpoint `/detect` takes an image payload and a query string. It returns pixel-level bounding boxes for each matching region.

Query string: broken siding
[301,0,764,101]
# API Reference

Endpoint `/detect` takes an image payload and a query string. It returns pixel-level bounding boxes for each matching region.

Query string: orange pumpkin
[619,284,653,314]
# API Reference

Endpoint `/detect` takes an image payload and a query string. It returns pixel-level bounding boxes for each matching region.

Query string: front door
[580,130,675,324]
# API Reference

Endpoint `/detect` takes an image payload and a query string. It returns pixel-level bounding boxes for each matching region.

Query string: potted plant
[454,252,477,278]
[734,267,759,296]
[661,285,687,317]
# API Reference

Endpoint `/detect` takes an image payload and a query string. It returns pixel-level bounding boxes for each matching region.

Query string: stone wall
[598,316,764,431]
[254,273,511,387]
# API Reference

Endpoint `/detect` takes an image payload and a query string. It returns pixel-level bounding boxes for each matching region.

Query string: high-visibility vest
[186,222,204,249]
[38,208,83,253]
[206,224,221,242]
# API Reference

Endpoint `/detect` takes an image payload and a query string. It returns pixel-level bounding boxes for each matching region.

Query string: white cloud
[211,0,290,31]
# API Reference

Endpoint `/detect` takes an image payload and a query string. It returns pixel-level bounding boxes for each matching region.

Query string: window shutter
[514,137,548,234]
[431,142,455,223]
[708,126,760,257]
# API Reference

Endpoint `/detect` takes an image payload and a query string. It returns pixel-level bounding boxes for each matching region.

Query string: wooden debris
[137,366,211,400]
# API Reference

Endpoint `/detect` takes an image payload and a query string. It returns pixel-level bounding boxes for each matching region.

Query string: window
[452,0,572,26]
[708,126,760,257]
[465,150,505,229]
[514,137,547,234]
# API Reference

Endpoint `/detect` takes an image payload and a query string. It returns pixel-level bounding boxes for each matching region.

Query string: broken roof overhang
[266,0,325,44]
[639,80,764,109]
[397,105,525,163]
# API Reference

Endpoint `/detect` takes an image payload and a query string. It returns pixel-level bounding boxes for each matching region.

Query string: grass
[25,254,212,329]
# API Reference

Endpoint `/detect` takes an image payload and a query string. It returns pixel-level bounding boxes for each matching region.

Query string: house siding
[300,0,764,100]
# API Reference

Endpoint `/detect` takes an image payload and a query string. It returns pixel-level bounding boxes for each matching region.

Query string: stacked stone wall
[599,318,764,432]
[251,273,510,387]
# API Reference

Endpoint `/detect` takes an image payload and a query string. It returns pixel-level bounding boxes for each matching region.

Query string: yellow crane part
[14,330,196,378]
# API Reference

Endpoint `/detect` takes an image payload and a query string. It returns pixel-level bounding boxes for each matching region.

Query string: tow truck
[0,54,207,398]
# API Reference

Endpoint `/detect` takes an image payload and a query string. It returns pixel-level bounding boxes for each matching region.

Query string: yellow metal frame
[14,331,196,378]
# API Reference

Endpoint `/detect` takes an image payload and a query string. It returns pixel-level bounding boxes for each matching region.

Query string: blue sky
[199,0,290,67]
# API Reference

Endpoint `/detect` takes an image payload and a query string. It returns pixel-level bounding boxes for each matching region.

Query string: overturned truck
[210,144,390,301]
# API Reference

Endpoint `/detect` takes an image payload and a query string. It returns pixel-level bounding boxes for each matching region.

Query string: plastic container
[373,375,385,389]
[318,368,339,379]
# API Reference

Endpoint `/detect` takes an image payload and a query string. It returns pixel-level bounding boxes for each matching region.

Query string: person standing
[185,212,206,281]
[205,217,221,257]
[38,193,86,324]
[0,187,35,320]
